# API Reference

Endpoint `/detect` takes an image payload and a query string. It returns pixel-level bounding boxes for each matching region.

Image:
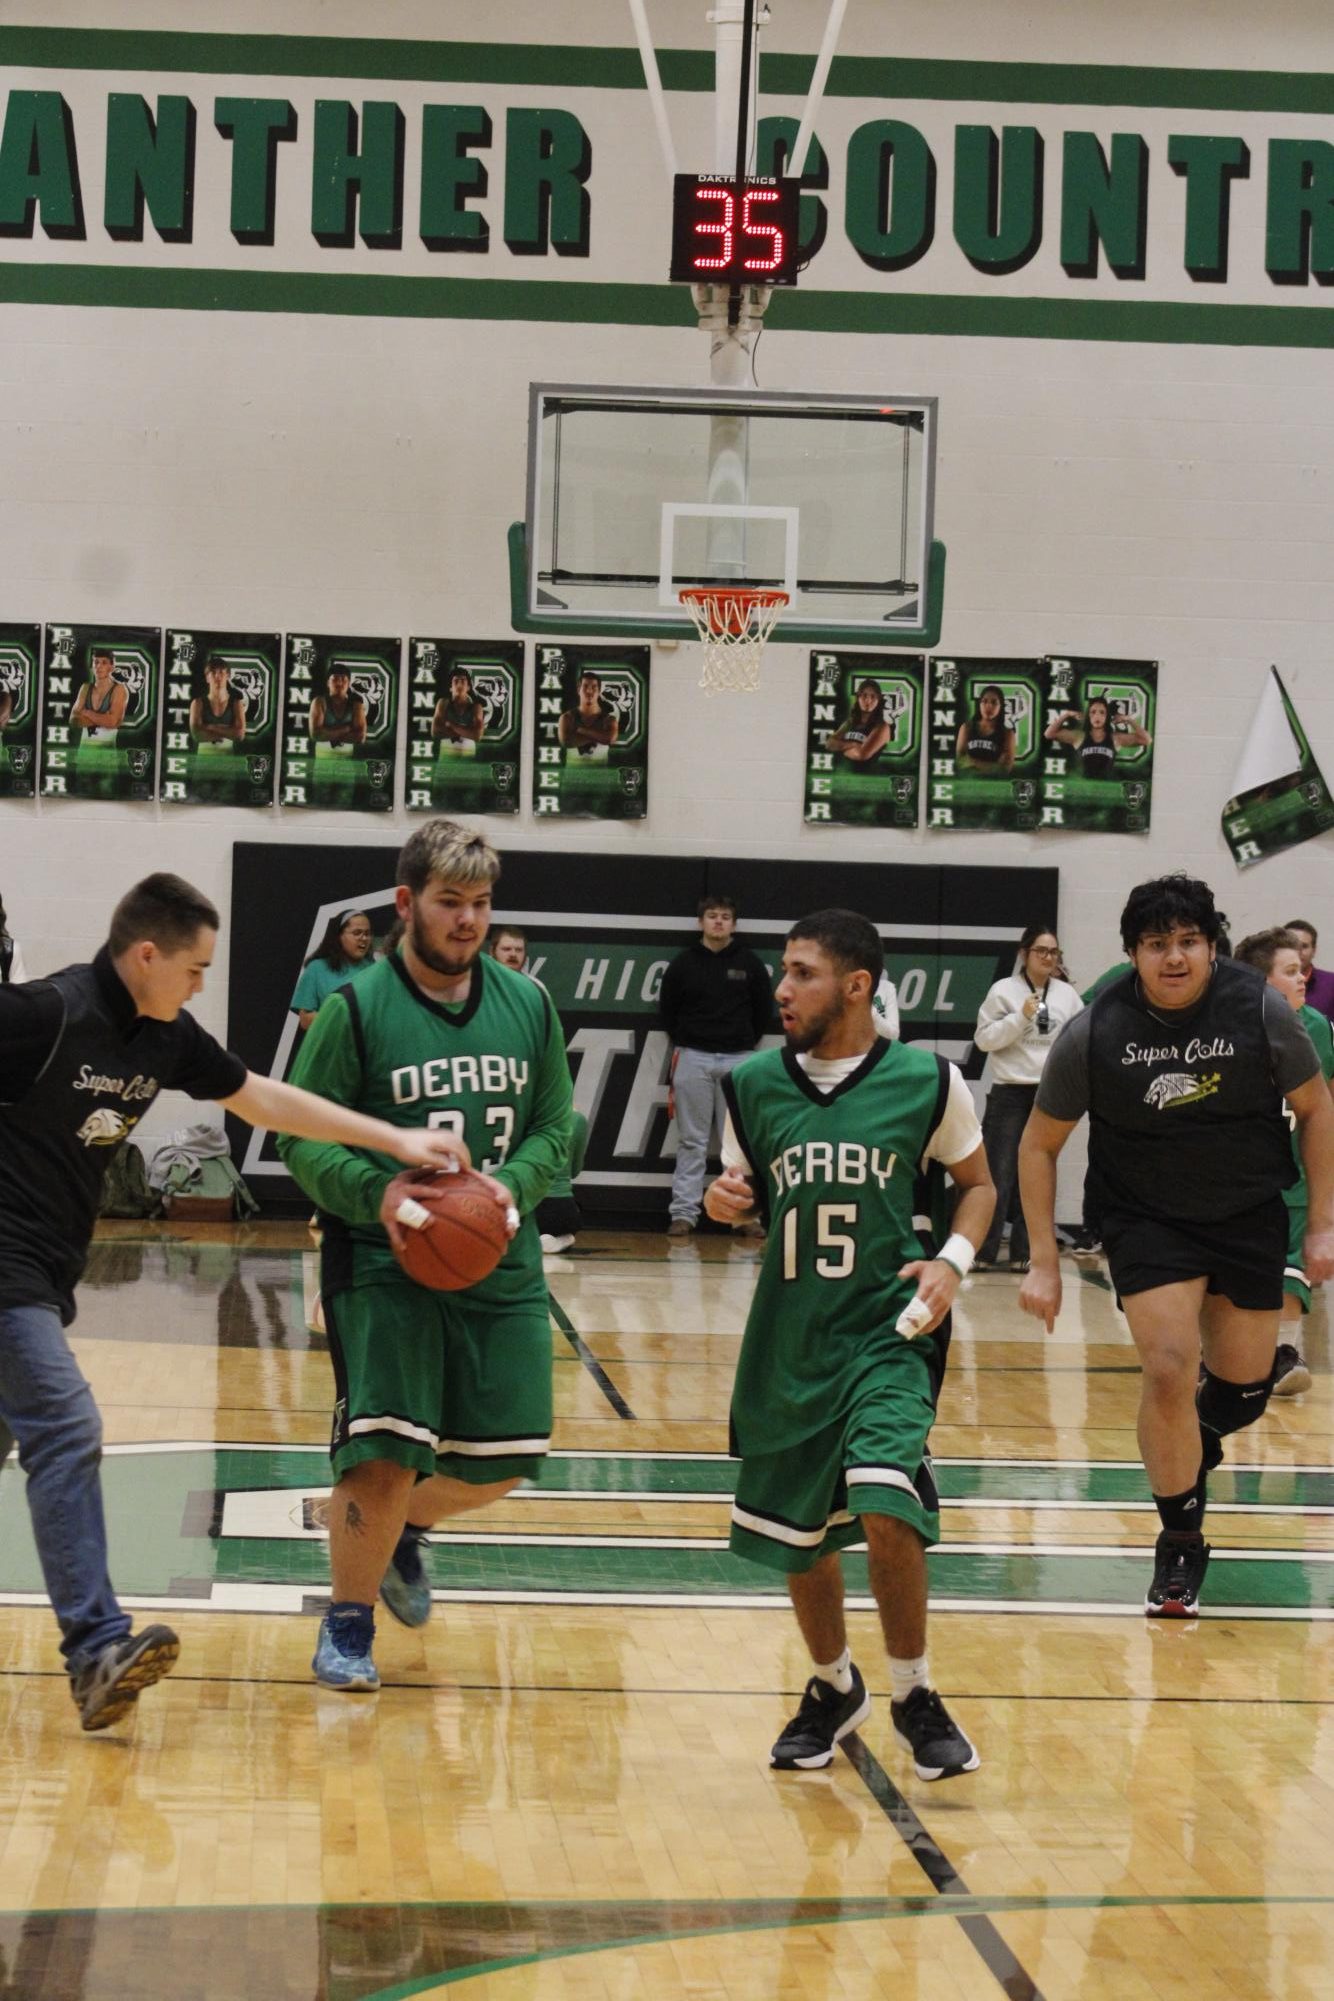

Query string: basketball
[385,1168,514,1291]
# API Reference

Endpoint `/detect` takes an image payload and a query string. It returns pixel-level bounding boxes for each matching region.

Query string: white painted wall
[4,1,1334,1186]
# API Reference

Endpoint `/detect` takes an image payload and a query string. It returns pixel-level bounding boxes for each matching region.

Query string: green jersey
[725,1038,951,1454]
[278,951,573,1305]
[1285,1003,1334,1209]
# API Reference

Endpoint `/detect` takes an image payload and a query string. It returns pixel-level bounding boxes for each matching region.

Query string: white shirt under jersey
[722,1049,982,1174]
[973,974,1083,1086]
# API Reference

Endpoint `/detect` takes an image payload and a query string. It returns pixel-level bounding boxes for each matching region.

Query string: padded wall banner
[160,629,281,807]
[40,623,161,801]
[805,650,925,827]
[0,623,40,799]
[927,656,1046,831]
[406,637,524,817]
[229,843,1058,1217]
[532,643,650,820]
[1041,656,1157,833]
[278,632,400,813]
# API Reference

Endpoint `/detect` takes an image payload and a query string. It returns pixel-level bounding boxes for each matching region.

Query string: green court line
[3,28,1334,112]
[3,264,1334,352]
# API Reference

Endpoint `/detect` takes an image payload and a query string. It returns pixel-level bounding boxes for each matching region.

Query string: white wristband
[937,1233,975,1279]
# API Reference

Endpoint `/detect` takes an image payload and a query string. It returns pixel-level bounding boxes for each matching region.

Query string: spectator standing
[660,895,774,1238]
[0,893,27,984]
[290,910,376,1031]
[1285,919,1334,1024]
[973,925,1083,1271]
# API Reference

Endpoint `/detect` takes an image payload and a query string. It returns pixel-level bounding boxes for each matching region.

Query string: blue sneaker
[380,1528,432,1629]
[312,1609,379,1691]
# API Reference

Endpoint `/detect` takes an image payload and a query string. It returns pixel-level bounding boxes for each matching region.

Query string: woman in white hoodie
[973,924,1082,1270]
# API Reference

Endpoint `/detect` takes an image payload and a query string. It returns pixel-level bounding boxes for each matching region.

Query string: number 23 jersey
[723,1038,980,1453]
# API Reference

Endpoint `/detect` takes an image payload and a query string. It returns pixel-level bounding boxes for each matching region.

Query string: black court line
[548,1293,636,1420]
[842,1733,1045,2001]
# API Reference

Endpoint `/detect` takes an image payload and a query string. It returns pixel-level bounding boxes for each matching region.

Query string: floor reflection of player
[827,679,890,764]
[557,671,618,761]
[955,684,1015,773]
[189,657,247,757]
[69,649,127,767]
[432,669,486,759]
[1044,695,1152,779]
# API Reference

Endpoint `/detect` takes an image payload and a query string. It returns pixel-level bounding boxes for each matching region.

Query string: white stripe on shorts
[1285,1263,1309,1285]
[731,1504,855,1548]
[348,1415,440,1449]
[846,1466,918,1498]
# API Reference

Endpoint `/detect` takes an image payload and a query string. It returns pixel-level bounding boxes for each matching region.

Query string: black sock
[1153,1483,1204,1535]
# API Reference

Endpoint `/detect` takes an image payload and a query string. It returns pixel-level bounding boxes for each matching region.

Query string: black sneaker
[1145,1530,1211,1617]
[71,1624,180,1732]
[1064,1228,1102,1257]
[890,1685,981,1781]
[1272,1344,1312,1397]
[770,1666,870,1769]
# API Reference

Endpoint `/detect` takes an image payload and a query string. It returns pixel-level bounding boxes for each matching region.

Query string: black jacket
[658,939,774,1053]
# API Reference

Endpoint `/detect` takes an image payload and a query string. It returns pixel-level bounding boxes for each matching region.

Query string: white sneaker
[540,1232,575,1254]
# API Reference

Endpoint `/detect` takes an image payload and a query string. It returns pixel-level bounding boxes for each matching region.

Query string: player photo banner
[805,651,925,827]
[160,630,281,807]
[1041,656,1157,833]
[40,624,161,801]
[406,638,524,817]
[533,643,650,821]
[1222,667,1334,870]
[279,633,401,814]
[927,657,1045,831]
[0,624,41,799]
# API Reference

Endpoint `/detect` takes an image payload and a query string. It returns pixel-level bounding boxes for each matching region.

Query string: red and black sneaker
[1145,1530,1211,1617]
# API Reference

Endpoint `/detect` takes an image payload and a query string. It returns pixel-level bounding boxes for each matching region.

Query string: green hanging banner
[279,632,401,813]
[0,623,41,799]
[160,630,281,806]
[804,650,925,827]
[532,643,650,821]
[40,624,161,801]
[405,637,524,817]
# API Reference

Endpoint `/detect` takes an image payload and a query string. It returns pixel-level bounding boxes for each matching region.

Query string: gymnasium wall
[3,1,1334,1185]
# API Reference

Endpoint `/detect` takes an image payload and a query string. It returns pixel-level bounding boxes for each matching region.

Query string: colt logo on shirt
[1144,1071,1221,1111]
[76,1106,140,1146]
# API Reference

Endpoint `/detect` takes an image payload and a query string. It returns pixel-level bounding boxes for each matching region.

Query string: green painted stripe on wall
[2,29,1333,115]
[2,263,1334,352]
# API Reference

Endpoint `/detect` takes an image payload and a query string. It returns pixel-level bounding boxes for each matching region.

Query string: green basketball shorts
[730,1352,943,1575]
[1284,1193,1311,1312]
[324,1279,553,1482]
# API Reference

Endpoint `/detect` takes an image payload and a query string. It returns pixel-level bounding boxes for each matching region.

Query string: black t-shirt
[0,949,247,1323]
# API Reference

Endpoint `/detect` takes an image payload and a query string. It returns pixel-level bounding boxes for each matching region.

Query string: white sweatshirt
[973,974,1083,1086]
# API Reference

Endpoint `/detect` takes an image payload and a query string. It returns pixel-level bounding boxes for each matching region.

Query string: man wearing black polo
[660,895,774,1238]
[1019,873,1334,1617]
[0,873,467,1732]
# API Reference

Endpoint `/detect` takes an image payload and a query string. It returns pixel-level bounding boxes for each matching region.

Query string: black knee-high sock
[1153,1476,1205,1535]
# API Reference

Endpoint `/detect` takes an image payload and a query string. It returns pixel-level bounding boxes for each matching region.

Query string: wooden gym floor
[1,1220,1332,2000]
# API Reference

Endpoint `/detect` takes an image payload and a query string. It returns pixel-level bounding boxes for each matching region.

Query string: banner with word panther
[1222,666,1334,869]
[40,624,161,801]
[405,637,524,817]
[805,650,925,827]
[159,630,281,807]
[532,643,650,820]
[0,623,41,799]
[1040,656,1157,833]
[279,633,401,813]
[926,656,1046,831]
[229,845,1058,1219]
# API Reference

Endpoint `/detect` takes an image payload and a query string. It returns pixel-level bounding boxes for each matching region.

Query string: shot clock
[668,173,802,287]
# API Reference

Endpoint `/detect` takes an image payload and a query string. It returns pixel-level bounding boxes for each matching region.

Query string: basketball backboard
[509,383,945,648]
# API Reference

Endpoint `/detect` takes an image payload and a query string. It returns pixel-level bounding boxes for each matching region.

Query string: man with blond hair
[279,819,574,1691]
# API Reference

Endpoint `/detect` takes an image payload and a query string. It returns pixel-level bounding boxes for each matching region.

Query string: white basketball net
[680,588,789,695]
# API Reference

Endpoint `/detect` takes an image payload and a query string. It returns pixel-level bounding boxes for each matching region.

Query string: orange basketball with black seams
[385,1168,513,1291]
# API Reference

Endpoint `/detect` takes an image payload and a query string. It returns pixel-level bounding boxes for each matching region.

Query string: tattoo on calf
[345,1498,366,1536]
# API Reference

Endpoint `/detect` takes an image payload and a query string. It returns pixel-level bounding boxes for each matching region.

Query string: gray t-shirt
[1037,978,1319,1123]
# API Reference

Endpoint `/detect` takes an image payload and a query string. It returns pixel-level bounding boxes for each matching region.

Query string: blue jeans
[978,1082,1039,1265]
[671,1047,753,1223]
[0,1302,130,1671]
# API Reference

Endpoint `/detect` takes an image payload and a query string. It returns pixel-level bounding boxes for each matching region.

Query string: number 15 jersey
[723,1038,981,1454]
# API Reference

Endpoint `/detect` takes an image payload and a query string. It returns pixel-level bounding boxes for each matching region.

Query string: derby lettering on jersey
[72,1066,159,1101]
[390,1054,530,1105]
[770,1140,897,1198]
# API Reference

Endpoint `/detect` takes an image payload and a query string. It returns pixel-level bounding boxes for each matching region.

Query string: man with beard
[704,909,994,1781]
[278,819,574,1690]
